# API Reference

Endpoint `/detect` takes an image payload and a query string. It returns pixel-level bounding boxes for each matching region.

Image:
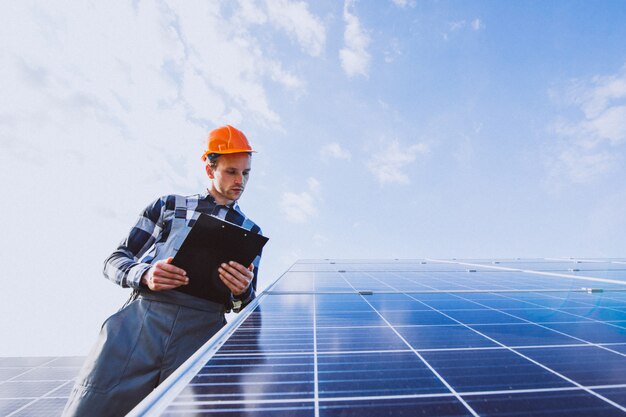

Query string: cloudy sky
[1,1,625,357]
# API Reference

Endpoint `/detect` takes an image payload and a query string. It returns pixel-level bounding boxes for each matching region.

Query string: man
[63,125,262,417]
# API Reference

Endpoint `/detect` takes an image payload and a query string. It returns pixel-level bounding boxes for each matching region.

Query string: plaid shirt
[103,192,262,308]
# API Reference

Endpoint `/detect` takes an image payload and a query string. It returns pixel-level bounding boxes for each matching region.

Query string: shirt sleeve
[102,196,167,289]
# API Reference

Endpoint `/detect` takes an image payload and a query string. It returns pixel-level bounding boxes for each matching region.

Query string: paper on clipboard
[171,213,268,304]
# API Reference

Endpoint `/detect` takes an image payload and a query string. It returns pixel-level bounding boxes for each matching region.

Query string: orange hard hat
[201,125,256,161]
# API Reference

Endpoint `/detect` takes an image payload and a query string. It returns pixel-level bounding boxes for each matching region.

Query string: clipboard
[171,213,268,304]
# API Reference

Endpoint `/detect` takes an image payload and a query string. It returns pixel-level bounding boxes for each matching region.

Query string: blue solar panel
[128,258,626,416]
[0,356,85,417]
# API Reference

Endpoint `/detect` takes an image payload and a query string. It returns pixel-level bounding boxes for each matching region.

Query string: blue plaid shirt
[103,192,262,308]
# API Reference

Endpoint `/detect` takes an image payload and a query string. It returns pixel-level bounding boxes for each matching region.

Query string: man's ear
[205,164,215,179]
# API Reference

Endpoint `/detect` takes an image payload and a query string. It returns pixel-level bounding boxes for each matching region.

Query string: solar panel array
[0,356,84,417]
[129,258,626,416]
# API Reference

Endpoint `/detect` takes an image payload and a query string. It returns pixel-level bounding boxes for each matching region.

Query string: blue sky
[1,0,625,356]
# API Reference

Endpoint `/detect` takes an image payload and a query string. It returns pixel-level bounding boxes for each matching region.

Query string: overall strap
[174,195,187,220]
[168,195,190,253]
[121,195,191,310]
[241,218,256,231]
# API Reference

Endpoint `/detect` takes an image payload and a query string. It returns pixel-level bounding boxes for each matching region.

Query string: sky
[1,0,625,357]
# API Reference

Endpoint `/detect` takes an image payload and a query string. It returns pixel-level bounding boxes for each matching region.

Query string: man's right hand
[141,257,188,291]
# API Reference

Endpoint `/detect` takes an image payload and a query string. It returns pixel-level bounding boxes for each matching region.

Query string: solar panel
[126,258,626,416]
[0,356,85,417]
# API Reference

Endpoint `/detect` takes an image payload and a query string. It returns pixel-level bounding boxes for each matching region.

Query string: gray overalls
[63,197,227,417]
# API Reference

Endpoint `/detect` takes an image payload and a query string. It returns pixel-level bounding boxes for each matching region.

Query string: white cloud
[264,60,305,90]
[313,233,329,247]
[0,1,322,180]
[175,2,284,127]
[280,192,316,223]
[228,0,325,91]
[0,0,324,355]
[545,64,626,185]
[471,18,484,31]
[390,0,415,8]
[307,177,321,194]
[449,20,466,32]
[367,139,429,184]
[384,38,402,64]
[264,0,326,57]
[443,17,483,40]
[320,143,351,161]
[546,146,616,185]
[0,0,322,179]
[339,0,370,78]
[234,0,326,57]
[237,1,268,25]
[566,74,626,119]
[279,177,321,223]
[453,135,475,163]
[589,105,626,144]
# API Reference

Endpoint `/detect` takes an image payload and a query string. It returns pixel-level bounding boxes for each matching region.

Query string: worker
[62,125,263,417]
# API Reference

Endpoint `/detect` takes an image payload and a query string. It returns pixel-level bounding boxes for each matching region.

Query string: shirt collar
[202,189,240,211]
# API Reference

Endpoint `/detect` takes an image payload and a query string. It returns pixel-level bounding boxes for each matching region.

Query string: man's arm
[218,261,254,296]
[141,257,188,291]
[219,250,261,312]
[103,196,169,289]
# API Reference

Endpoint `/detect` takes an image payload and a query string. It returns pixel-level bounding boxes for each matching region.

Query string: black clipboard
[171,213,268,304]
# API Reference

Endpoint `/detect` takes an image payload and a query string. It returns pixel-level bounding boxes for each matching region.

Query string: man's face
[206,153,252,204]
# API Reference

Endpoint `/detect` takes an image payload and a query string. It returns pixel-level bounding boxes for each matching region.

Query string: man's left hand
[218,261,253,296]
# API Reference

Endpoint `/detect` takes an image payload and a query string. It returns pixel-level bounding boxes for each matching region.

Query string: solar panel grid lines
[129,258,626,416]
[545,257,626,266]
[0,356,84,417]
[312,292,320,417]
[439,293,624,347]
[339,272,482,417]
[270,263,626,294]
[357,271,626,407]
[427,258,626,287]
[402,294,626,412]
[479,291,626,347]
